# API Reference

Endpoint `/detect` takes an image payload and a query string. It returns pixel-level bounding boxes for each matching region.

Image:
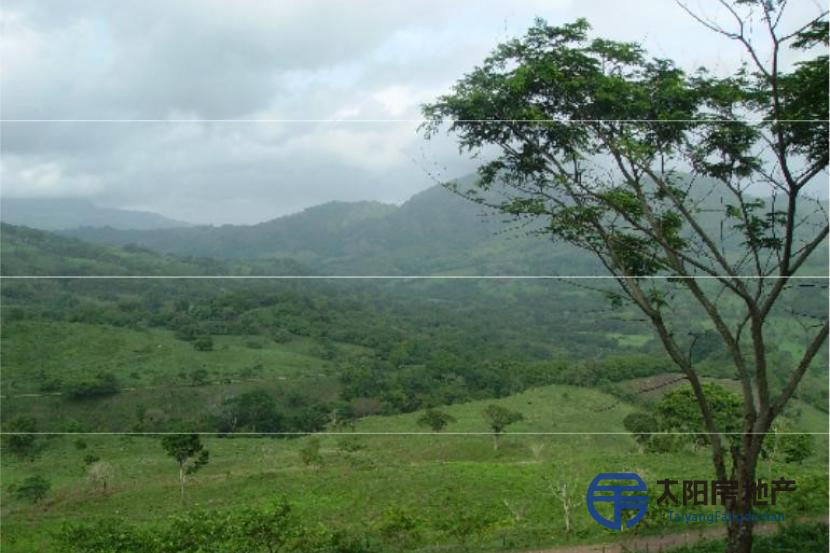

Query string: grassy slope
[2,384,827,553]
[0,320,350,430]
[1,321,337,393]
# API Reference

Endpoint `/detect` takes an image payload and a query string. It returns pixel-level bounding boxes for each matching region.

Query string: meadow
[2,384,827,552]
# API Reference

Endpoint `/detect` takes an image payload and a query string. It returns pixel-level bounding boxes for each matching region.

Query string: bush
[64,372,120,400]
[623,412,659,445]
[10,475,50,504]
[299,437,323,467]
[52,499,378,553]
[193,336,214,352]
[2,415,39,458]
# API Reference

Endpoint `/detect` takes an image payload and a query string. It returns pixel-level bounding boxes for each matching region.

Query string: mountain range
[2,178,826,276]
[0,198,191,231]
[48,184,598,275]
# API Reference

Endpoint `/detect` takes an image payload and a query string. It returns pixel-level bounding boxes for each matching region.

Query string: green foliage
[416,409,456,432]
[2,415,39,459]
[53,499,374,553]
[160,434,210,493]
[219,390,284,433]
[482,404,523,450]
[482,405,524,434]
[376,506,423,547]
[622,412,658,446]
[192,335,214,352]
[434,488,501,549]
[299,437,323,467]
[655,383,742,446]
[64,372,120,400]
[763,423,816,465]
[9,475,51,504]
[55,519,152,553]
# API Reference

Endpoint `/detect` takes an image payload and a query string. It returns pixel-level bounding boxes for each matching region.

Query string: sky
[0,0,826,225]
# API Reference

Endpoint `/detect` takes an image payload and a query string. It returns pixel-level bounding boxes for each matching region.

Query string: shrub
[10,475,50,504]
[2,415,39,458]
[64,372,120,400]
[299,437,323,467]
[193,336,214,352]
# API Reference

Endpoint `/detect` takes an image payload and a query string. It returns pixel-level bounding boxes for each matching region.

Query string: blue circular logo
[586,472,649,530]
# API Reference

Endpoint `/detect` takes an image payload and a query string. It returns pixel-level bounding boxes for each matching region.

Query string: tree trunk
[492,433,499,451]
[725,443,761,553]
[726,516,753,553]
[179,465,185,503]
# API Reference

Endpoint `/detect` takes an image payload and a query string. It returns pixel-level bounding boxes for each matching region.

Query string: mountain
[31,177,829,276]
[0,223,309,276]
[0,198,192,231]
[59,184,598,275]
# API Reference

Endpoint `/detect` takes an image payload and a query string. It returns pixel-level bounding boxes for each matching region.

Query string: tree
[656,383,743,447]
[160,434,209,503]
[542,471,582,535]
[423,4,827,551]
[622,412,659,448]
[87,461,114,495]
[416,409,456,432]
[762,421,815,473]
[220,390,283,433]
[2,415,39,459]
[10,475,51,504]
[482,405,523,450]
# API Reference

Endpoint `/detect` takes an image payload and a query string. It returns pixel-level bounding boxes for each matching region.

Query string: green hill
[55,177,827,275]
[58,182,599,275]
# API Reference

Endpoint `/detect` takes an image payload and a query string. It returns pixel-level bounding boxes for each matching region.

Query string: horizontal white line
[1,119,827,124]
[1,275,827,280]
[0,431,826,435]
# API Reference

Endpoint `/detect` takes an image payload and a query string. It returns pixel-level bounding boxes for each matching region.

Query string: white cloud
[0,0,824,223]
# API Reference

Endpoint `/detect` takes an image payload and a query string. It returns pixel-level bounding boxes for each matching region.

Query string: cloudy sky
[1,0,825,224]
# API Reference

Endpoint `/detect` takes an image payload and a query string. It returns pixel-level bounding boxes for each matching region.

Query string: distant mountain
[0,198,192,231]
[52,177,828,276]
[59,184,598,275]
[0,223,309,276]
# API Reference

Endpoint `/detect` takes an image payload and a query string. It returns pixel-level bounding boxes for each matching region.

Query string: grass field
[1,321,338,395]
[2,384,827,552]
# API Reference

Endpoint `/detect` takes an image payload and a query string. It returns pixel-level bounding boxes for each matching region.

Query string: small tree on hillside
[622,412,659,450]
[160,434,210,503]
[2,415,40,460]
[482,405,523,450]
[417,409,456,432]
[10,475,51,504]
[87,461,115,495]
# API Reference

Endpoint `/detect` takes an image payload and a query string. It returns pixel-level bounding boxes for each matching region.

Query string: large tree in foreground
[422,2,827,552]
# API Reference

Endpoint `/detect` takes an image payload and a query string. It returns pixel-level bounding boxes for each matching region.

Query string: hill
[0,198,191,231]
[57,177,827,276]
[59,183,599,275]
[0,223,308,276]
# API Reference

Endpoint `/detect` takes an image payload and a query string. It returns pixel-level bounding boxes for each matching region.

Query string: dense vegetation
[1,214,826,552]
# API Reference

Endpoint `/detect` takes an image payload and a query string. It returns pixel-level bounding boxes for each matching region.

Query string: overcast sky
[1,0,825,224]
